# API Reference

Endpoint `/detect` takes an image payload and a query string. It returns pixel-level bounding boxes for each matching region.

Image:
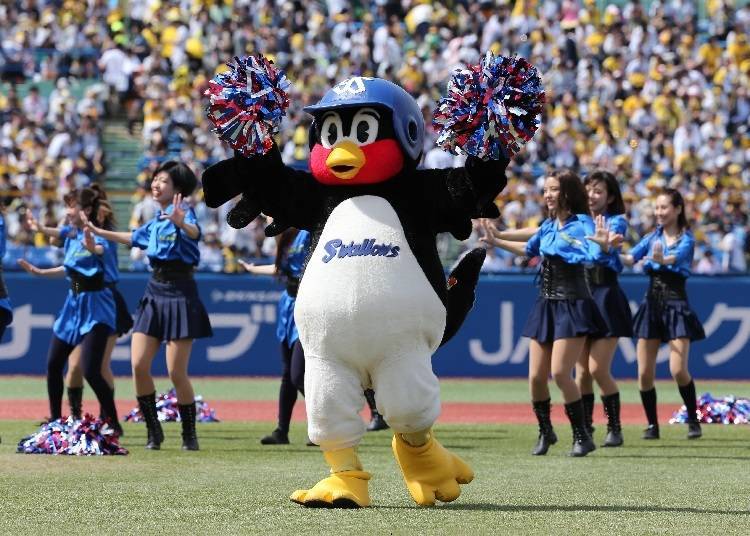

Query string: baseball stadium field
[0,377,747,535]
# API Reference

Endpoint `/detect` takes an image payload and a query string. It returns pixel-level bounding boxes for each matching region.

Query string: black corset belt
[647,271,687,302]
[539,258,591,300]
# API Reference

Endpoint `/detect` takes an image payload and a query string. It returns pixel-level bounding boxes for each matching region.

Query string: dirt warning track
[0,399,682,424]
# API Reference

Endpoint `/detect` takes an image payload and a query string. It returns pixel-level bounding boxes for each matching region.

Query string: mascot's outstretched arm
[202,145,323,233]
[201,56,322,234]
[418,155,509,242]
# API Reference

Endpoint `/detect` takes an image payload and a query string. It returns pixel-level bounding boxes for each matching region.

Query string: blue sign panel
[1,273,748,379]
[436,275,750,380]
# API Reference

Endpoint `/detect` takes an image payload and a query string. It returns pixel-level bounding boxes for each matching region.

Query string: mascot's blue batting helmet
[304,77,425,161]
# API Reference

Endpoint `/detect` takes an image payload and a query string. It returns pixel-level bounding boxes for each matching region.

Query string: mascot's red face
[309,107,405,185]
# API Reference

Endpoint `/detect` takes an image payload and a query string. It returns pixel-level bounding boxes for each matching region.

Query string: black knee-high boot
[102,387,124,436]
[601,392,623,447]
[137,392,164,449]
[99,387,113,419]
[531,398,557,455]
[261,381,294,444]
[678,380,702,439]
[639,388,659,439]
[47,336,73,421]
[68,387,83,420]
[564,399,596,457]
[582,392,595,437]
[80,325,122,435]
[262,343,295,445]
[364,389,389,431]
[179,402,199,451]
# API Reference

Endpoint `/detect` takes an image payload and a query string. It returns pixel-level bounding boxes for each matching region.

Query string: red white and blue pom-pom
[17,415,128,455]
[204,55,291,156]
[124,388,219,423]
[432,51,545,160]
[669,393,750,424]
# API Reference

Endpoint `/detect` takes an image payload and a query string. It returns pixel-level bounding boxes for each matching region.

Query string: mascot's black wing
[418,155,509,346]
[202,146,323,235]
[423,155,509,240]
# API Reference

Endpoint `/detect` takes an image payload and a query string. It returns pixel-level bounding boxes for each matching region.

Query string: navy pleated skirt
[632,297,705,343]
[522,296,607,343]
[111,286,134,336]
[133,278,213,341]
[590,284,634,338]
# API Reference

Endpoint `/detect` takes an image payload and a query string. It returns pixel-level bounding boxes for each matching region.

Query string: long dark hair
[549,169,588,216]
[584,170,625,215]
[274,228,300,275]
[63,184,111,227]
[90,183,116,229]
[660,187,689,230]
[153,160,198,196]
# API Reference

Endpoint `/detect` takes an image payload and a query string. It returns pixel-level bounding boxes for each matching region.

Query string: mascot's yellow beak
[326,141,365,180]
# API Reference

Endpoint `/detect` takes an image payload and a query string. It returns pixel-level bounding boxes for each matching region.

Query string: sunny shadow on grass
[1,421,748,535]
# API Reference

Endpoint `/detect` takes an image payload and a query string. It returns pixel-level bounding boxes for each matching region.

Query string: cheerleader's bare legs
[131,333,198,450]
[131,338,197,406]
[637,337,699,440]
[576,337,622,445]
[166,339,196,405]
[529,336,591,456]
[131,333,164,449]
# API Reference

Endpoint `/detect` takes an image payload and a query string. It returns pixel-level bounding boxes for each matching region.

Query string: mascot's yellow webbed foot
[290,447,371,508]
[392,431,474,506]
[290,471,371,508]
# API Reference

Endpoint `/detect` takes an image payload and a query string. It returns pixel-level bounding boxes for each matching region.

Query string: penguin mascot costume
[202,55,543,507]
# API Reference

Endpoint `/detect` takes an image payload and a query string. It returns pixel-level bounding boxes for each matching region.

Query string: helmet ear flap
[406,118,419,144]
[405,116,422,160]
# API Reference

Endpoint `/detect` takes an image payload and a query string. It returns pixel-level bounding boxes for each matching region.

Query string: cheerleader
[480,170,606,457]
[621,189,705,440]
[364,388,388,432]
[0,200,12,342]
[85,161,212,450]
[19,187,122,433]
[239,227,312,445]
[575,171,632,447]
[65,196,133,421]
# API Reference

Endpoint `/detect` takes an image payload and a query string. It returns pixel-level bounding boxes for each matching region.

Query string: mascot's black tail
[440,248,486,347]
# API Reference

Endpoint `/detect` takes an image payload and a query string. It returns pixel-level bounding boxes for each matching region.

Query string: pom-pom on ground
[669,393,750,424]
[16,414,127,455]
[124,388,219,423]
[432,51,545,160]
[205,55,291,156]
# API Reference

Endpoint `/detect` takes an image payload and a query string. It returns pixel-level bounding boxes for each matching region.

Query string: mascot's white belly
[295,196,446,364]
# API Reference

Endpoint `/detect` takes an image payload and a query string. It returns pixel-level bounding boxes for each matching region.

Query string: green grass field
[1,376,748,403]
[1,378,749,534]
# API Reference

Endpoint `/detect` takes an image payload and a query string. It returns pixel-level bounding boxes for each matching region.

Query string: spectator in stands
[0,0,747,275]
[695,249,720,275]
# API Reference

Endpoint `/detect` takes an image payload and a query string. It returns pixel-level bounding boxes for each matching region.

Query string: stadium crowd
[1,0,749,273]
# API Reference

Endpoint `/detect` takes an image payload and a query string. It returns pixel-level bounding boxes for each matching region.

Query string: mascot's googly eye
[351,108,380,146]
[320,113,344,149]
